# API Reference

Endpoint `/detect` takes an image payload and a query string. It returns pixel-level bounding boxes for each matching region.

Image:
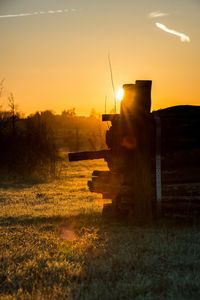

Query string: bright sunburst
[116,87,124,102]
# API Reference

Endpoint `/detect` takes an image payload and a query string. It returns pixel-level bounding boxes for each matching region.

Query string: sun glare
[116,88,124,102]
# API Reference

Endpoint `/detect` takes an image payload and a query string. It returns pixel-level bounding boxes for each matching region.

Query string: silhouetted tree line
[0,113,57,180]
[27,108,107,152]
[0,107,107,180]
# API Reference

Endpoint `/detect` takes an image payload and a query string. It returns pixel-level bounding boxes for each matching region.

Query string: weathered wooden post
[117,81,153,223]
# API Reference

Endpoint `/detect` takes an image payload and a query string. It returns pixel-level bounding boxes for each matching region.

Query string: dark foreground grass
[0,160,200,300]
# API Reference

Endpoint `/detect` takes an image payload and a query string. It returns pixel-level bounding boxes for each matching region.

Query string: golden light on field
[116,88,124,102]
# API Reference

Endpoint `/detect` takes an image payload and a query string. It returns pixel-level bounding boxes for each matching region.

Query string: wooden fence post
[120,81,153,223]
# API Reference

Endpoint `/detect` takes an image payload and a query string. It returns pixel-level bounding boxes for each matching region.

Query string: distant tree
[39,110,58,130]
[61,108,76,118]
[8,93,17,116]
[40,110,55,120]
[8,92,18,136]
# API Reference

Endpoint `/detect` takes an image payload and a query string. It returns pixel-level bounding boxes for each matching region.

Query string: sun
[116,87,124,102]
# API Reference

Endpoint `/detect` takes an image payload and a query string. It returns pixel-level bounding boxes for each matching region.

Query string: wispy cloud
[0,8,77,19]
[156,22,190,42]
[149,11,169,19]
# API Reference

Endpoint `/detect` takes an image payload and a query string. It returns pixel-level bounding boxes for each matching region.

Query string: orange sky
[0,0,200,115]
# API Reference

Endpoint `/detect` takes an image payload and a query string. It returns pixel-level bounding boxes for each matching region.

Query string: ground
[0,160,200,300]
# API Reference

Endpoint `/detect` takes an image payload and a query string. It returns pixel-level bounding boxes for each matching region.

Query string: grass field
[1,160,200,300]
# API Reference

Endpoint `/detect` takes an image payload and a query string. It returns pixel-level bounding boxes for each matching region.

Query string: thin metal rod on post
[154,114,162,216]
[108,53,116,113]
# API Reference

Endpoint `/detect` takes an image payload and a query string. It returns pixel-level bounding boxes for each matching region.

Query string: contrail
[0,8,76,19]
[149,11,169,18]
[156,22,190,42]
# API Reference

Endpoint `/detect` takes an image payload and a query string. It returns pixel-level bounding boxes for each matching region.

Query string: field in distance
[0,160,200,300]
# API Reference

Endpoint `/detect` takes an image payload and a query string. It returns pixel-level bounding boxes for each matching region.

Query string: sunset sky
[0,0,200,115]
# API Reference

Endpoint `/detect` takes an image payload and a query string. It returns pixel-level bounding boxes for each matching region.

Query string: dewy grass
[0,160,200,300]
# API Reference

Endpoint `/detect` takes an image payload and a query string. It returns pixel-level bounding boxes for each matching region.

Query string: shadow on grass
[1,210,200,228]
[0,179,47,190]
[0,212,102,228]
